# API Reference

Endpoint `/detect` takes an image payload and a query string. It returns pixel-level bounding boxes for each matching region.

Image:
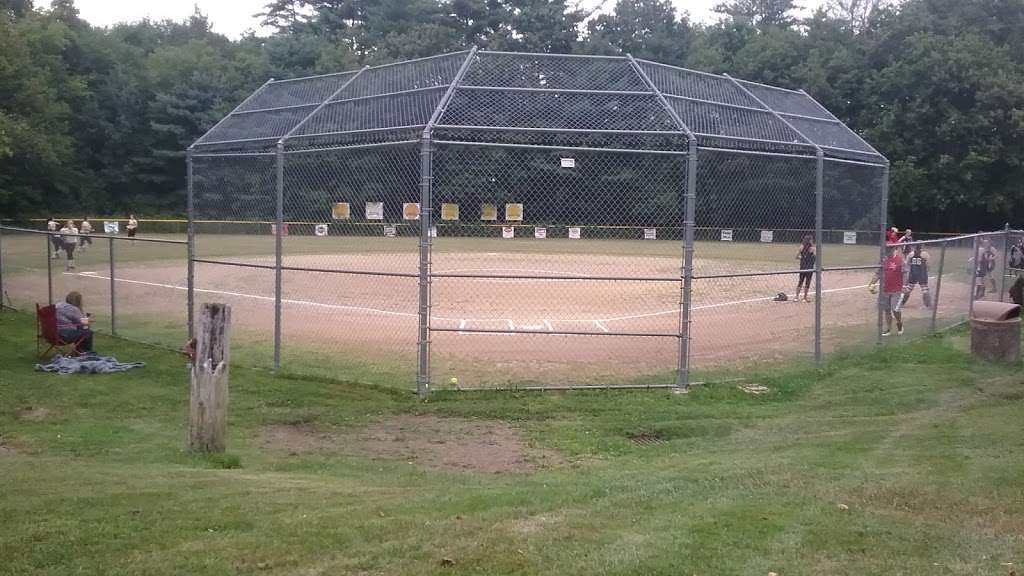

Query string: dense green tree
[583,0,692,64]
[713,0,799,31]
[1,0,1022,231]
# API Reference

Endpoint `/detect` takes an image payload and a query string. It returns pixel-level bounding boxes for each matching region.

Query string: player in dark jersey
[901,243,931,309]
[898,228,914,255]
[794,234,816,302]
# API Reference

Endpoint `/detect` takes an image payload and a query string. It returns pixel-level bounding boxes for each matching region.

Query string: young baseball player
[975,237,998,299]
[869,245,905,336]
[59,220,79,271]
[886,226,900,245]
[79,217,93,250]
[47,217,62,259]
[126,214,138,238]
[795,234,816,302]
[901,243,931,309]
[898,228,914,255]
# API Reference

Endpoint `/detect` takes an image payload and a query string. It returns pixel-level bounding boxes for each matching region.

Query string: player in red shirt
[869,246,906,336]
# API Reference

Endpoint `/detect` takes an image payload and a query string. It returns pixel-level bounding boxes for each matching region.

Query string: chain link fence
[0,225,188,353]
[4,51,1014,394]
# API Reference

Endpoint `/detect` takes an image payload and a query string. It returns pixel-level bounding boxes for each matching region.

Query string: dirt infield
[1,244,973,389]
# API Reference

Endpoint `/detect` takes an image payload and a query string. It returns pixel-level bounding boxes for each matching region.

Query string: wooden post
[190,303,231,453]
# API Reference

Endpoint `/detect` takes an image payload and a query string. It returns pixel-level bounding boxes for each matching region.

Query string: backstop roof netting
[191,50,885,163]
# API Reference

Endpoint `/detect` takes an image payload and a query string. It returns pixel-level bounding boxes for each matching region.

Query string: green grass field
[1,310,1022,575]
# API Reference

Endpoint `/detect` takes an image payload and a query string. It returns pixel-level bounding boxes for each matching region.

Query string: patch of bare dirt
[259,423,336,455]
[260,415,562,474]
[16,406,50,421]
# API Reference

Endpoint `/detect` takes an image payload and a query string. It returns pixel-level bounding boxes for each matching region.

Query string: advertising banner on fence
[534,227,547,239]
[760,230,774,243]
[270,223,289,236]
[331,202,350,220]
[568,227,581,240]
[481,204,497,221]
[365,202,384,220]
[402,203,421,220]
[843,231,858,245]
[441,203,459,221]
[643,228,657,240]
[502,226,515,239]
[505,203,524,221]
[720,229,733,241]
[314,224,329,237]
[383,225,396,238]
[104,221,119,234]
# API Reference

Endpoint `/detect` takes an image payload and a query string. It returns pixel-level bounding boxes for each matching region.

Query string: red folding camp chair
[36,304,85,359]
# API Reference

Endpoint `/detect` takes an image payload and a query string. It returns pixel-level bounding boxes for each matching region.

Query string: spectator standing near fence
[795,234,816,303]
[126,214,138,245]
[975,237,998,299]
[59,220,79,271]
[79,217,93,251]
[870,246,905,336]
[56,291,93,353]
[47,217,62,259]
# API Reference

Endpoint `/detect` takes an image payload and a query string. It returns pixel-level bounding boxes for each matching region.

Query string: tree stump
[190,303,231,452]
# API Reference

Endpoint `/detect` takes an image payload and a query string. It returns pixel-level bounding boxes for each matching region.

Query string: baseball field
[0,231,980,388]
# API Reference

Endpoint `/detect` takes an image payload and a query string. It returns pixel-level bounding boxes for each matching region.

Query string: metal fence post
[0,225,5,310]
[109,237,117,336]
[46,233,53,305]
[187,148,195,340]
[1000,223,1010,302]
[968,235,979,321]
[677,139,697,392]
[274,142,285,372]
[930,241,946,333]
[877,163,890,344]
[416,134,433,399]
[413,47,477,398]
[814,150,824,366]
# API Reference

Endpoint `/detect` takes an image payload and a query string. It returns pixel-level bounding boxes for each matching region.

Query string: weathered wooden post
[190,303,231,453]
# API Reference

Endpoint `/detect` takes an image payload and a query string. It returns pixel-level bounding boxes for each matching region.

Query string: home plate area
[449,318,613,335]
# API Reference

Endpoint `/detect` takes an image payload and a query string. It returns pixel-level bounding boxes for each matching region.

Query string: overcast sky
[74,0,824,40]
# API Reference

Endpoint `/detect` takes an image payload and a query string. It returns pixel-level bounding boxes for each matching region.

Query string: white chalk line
[66,271,888,332]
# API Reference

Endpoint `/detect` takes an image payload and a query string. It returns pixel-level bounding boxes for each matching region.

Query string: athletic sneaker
[897,327,904,336]
[882,330,891,337]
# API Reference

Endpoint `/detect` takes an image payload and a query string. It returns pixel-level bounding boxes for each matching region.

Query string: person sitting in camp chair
[56,291,94,353]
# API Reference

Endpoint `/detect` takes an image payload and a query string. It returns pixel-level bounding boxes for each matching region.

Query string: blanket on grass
[35,353,145,375]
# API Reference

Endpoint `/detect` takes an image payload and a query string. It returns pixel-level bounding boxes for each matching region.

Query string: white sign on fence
[314,224,329,237]
[720,229,733,242]
[843,231,858,245]
[429,226,437,238]
[534,227,547,239]
[383,225,396,238]
[104,221,119,234]
[643,228,657,240]
[366,202,384,220]
[760,230,774,243]
[560,158,575,168]
[568,227,581,240]
[502,226,515,239]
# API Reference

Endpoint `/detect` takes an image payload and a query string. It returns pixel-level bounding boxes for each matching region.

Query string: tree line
[1,0,1022,231]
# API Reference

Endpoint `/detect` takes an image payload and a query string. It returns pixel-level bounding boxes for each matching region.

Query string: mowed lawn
[1,310,1023,575]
